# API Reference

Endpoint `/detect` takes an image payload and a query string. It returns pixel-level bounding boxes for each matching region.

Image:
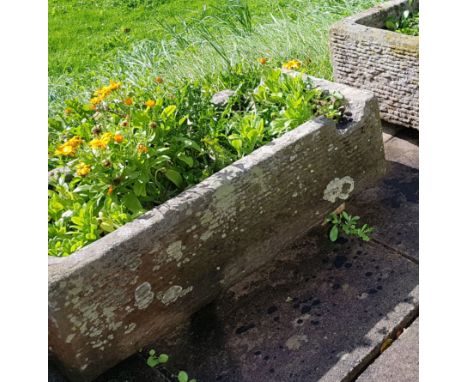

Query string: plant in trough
[326,211,374,242]
[48,65,346,257]
[385,7,419,36]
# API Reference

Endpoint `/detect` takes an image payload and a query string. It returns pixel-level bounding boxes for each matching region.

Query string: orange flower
[123,98,133,106]
[155,76,164,84]
[64,107,73,115]
[114,133,124,143]
[258,57,267,65]
[145,99,156,108]
[107,185,114,195]
[137,144,148,154]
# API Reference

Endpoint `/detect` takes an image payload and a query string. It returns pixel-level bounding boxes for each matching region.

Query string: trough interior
[355,0,419,30]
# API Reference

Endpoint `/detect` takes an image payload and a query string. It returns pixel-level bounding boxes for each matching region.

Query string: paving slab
[384,129,419,169]
[356,318,419,382]
[146,227,418,382]
[381,122,404,144]
[347,129,418,262]
[347,161,418,262]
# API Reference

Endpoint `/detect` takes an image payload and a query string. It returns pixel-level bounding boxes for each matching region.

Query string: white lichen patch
[126,254,142,271]
[166,241,184,263]
[124,323,137,334]
[286,334,309,350]
[134,282,154,310]
[323,176,355,203]
[200,230,213,241]
[65,333,76,343]
[156,285,193,305]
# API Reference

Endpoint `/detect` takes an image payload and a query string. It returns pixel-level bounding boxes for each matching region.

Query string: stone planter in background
[48,75,386,381]
[329,0,419,129]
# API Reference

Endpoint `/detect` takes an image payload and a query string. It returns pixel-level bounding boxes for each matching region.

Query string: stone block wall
[330,0,419,129]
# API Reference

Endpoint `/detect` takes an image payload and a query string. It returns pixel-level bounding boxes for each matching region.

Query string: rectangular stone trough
[329,0,419,129]
[48,74,386,381]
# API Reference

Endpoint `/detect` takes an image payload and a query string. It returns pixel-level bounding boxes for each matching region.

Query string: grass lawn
[49,0,288,77]
[49,0,383,112]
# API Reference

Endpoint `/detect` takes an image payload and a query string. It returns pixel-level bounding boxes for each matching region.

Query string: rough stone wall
[330,0,419,129]
[48,76,386,382]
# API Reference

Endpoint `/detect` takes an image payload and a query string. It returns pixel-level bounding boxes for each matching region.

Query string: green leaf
[178,371,189,382]
[177,153,194,168]
[385,20,396,30]
[161,105,177,119]
[122,192,143,214]
[177,138,202,152]
[329,225,339,242]
[165,169,184,188]
[158,354,169,363]
[146,356,159,368]
[133,181,147,197]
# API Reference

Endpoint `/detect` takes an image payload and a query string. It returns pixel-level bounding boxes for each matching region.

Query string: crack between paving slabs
[348,310,419,382]
[370,237,419,265]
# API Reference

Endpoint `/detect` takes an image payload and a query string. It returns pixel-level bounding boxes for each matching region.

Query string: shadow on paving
[133,162,419,382]
[51,161,418,382]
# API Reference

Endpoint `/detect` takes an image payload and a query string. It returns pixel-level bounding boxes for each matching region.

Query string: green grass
[49,0,384,113]
[49,0,290,77]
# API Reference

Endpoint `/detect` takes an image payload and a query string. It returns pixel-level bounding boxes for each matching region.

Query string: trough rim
[330,0,419,50]
[48,73,375,280]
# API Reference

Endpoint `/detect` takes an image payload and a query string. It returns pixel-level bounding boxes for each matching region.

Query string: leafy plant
[325,211,374,242]
[385,8,419,36]
[146,349,170,368]
[48,65,347,257]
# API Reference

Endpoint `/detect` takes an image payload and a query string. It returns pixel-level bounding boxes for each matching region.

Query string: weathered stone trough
[49,74,386,381]
[329,0,419,129]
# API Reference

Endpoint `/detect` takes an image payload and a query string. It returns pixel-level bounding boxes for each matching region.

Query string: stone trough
[48,74,386,381]
[329,0,419,129]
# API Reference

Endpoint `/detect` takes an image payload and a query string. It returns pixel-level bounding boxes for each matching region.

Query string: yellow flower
[137,144,148,154]
[145,99,156,108]
[67,136,83,148]
[64,107,73,115]
[90,80,122,105]
[108,81,122,91]
[283,59,302,70]
[89,132,113,149]
[54,136,82,156]
[76,162,91,177]
[114,133,124,143]
[55,144,75,157]
[258,57,267,65]
[123,98,133,106]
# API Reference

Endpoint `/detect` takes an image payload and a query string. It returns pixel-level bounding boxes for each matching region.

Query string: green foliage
[146,349,169,368]
[48,66,346,256]
[325,211,374,242]
[385,8,419,36]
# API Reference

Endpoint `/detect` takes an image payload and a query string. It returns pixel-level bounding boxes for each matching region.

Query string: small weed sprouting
[325,211,374,242]
[146,349,169,368]
[178,370,197,382]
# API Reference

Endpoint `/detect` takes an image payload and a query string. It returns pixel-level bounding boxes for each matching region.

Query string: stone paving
[49,124,419,382]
